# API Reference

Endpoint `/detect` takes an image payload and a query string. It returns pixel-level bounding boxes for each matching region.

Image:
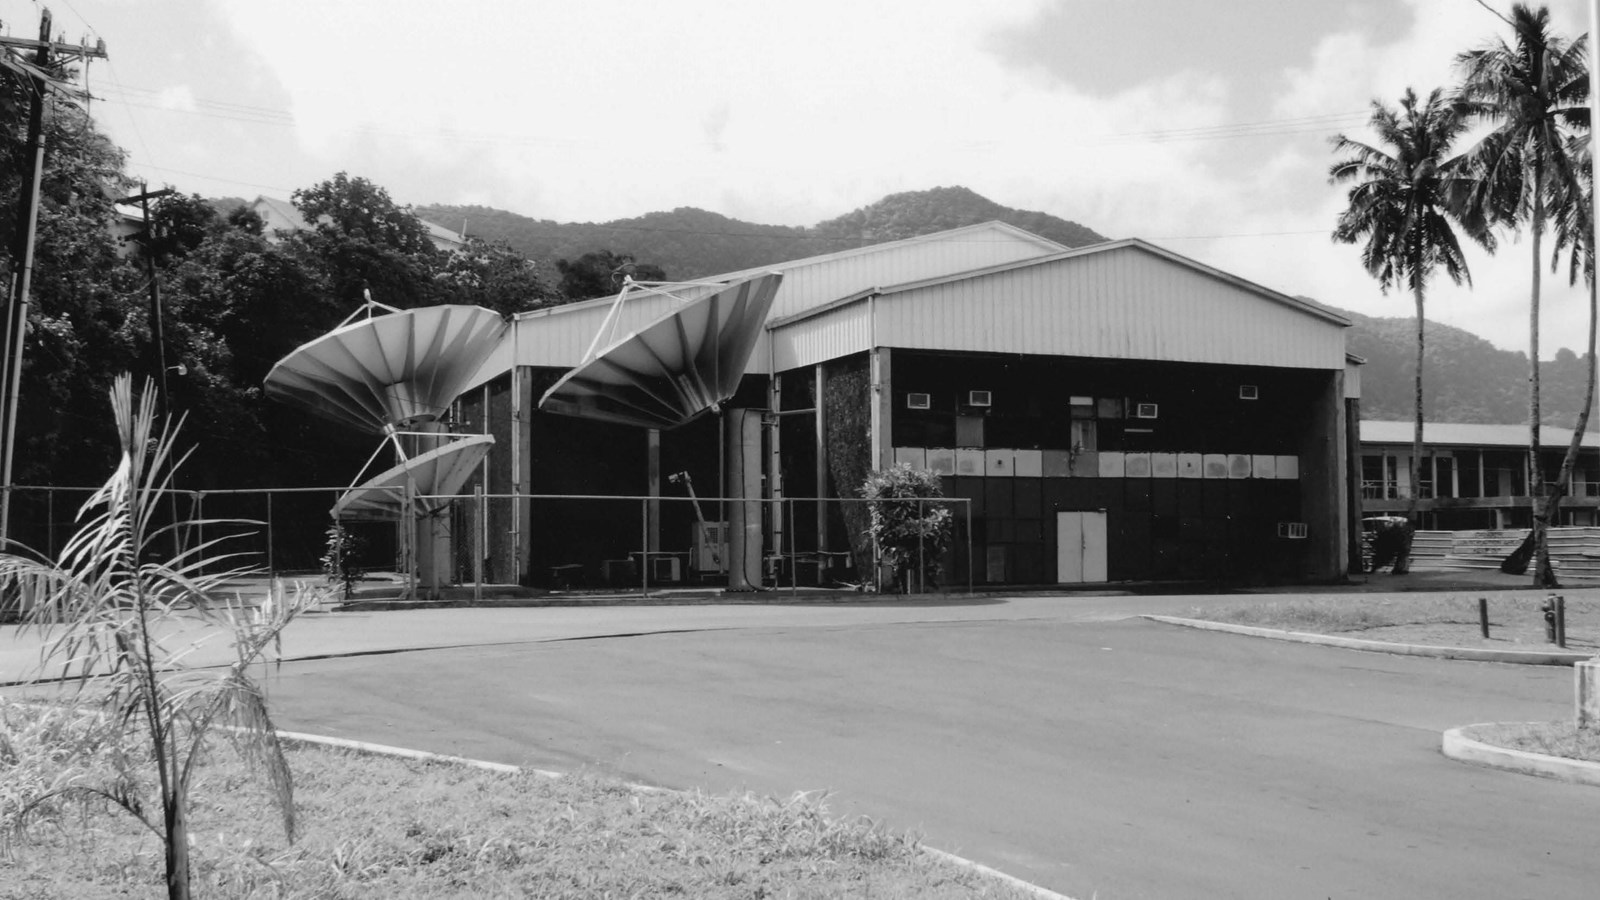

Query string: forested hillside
[1336,307,1596,429]
[417,186,1107,279]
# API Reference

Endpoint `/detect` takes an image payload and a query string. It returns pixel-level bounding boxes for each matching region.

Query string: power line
[85,74,1373,151]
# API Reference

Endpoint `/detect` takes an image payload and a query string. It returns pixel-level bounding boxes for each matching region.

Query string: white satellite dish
[538,272,782,429]
[265,301,507,433]
[332,433,495,522]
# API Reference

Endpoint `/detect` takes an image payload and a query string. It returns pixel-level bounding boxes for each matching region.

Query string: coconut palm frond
[11,777,161,842]
[0,374,329,895]
[1332,86,1481,289]
[179,671,298,841]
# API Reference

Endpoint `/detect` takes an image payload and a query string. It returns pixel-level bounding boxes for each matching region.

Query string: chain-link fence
[2,486,972,597]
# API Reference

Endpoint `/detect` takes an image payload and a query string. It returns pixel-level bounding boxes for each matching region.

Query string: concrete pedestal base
[1577,659,1600,729]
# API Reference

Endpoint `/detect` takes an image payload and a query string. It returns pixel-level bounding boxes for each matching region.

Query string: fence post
[194,492,204,567]
[473,485,484,604]
[789,497,797,595]
[917,498,925,595]
[266,491,275,576]
[965,499,973,595]
[871,504,880,593]
[641,498,650,596]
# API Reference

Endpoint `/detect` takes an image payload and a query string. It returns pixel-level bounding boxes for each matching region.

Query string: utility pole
[121,184,176,411]
[119,184,180,555]
[0,9,107,547]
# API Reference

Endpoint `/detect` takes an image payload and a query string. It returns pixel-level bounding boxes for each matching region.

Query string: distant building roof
[247,196,464,252]
[1361,420,1600,449]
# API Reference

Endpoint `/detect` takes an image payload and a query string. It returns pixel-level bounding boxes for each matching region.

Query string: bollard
[1556,595,1567,649]
[1479,597,1490,640]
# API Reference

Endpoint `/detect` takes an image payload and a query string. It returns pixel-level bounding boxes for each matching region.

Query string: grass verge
[1462,721,1600,765]
[1186,593,1600,648]
[1,698,1036,899]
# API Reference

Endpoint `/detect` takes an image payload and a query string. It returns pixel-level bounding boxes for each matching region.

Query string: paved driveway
[215,596,1599,900]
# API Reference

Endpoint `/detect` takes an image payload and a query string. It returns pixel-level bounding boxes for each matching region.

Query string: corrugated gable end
[770,240,1350,372]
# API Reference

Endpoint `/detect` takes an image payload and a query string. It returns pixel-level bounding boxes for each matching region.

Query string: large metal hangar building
[456,222,1358,588]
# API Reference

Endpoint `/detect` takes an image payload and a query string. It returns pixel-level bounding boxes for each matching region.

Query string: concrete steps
[1407,527,1600,579]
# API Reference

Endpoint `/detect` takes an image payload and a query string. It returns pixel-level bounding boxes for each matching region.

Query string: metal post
[789,497,797,595]
[193,492,204,565]
[870,503,880,593]
[0,13,53,549]
[641,498,650,596]
[266,491,275,576]
[46,487,54,559]
[473,485,484,604]
[1479,597,1490,640]
[1557,595,1567,649]
[965,500,973,595]
[917,498,925,595]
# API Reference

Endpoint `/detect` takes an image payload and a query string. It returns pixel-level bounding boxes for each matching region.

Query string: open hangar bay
[245,595,1597,900]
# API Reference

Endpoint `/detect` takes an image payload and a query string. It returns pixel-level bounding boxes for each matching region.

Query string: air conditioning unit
[1277,522,1308,540]
[906,392,931,410]
[1239,384,1259,400]
[652,555,681,581]
[692,521,728,573]
[967,390,992,407]
[1134,402,1159,419]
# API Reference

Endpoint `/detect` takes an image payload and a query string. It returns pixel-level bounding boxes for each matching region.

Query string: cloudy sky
[7,0,1597,355]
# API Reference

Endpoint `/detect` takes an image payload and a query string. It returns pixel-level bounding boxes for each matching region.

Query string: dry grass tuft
[1,698,1035,899]
[1464,721,1600,764]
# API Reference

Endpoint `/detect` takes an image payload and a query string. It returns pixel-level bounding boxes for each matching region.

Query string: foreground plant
[0,374,325,900]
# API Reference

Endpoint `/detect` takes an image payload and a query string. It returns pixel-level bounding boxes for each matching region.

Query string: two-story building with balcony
[1359,420,1600,529]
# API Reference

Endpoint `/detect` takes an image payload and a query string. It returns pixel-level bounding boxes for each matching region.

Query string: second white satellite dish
[538,271,782,429]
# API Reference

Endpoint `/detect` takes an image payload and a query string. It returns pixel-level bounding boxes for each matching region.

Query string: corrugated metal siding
[871,246,1345,370]
[763,230,1057,321]
[771,304,872,372]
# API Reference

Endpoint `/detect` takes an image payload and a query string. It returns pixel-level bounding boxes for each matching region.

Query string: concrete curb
[1441,725,1600,788]
[1142,615,1596,665]
[274,729,1076,900]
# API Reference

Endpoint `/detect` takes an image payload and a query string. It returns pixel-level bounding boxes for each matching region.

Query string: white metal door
[1056,510,1108,583]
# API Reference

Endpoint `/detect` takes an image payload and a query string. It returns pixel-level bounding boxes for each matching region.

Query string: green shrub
[861,464,953,593]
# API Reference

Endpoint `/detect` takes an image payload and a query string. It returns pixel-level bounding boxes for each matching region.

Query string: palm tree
[1454,2,1589,585]
[1545,134,1596,552]
[1331,87,1482,572]
[0,375,323,899]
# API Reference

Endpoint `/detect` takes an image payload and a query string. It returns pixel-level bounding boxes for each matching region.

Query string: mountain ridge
[416,185,1107,280]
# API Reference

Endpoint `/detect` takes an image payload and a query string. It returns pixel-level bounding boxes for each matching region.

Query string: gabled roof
[1361,420,1600,449]
[508,220,1069,324]
[710,219,1068,285]
[768,238,1350,331]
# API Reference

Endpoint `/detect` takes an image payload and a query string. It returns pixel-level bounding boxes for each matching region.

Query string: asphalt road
[225,597,1600,900]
